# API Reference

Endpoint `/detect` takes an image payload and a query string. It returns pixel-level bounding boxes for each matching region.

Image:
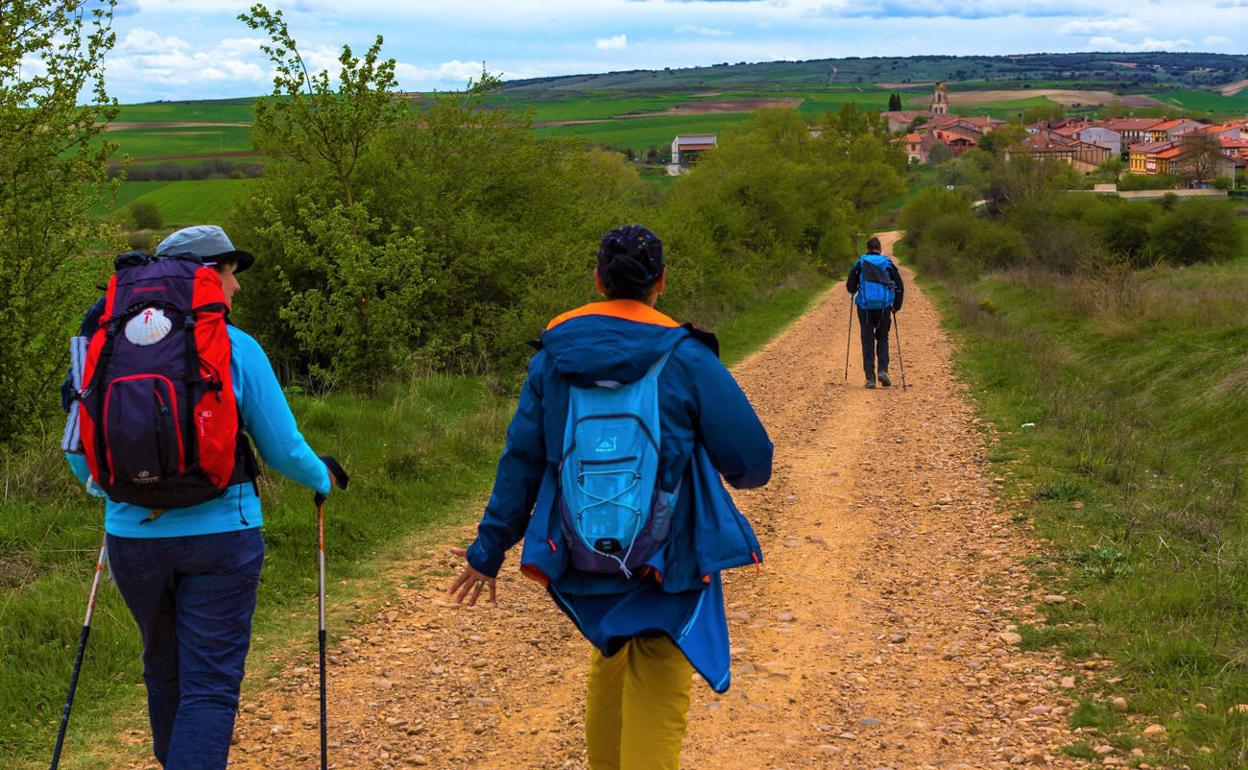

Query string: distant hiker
[448,225,773,770]
[62,225,345,770]
[847,236,904,389]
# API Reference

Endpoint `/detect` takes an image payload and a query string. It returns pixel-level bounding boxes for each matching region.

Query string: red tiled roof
[1130,141,1180,154]
[1105,118,1163,131]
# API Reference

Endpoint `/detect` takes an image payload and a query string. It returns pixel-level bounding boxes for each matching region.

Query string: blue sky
[101,0,1248,103]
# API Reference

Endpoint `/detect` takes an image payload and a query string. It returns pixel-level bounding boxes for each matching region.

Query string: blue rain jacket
[465,300,772,690]
[66,326,331,538]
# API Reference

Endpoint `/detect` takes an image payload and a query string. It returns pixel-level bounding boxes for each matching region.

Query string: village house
[1073,125,1124,155]
[1129,141,1180,175]
[1015,129,1111,173]
[1104,118,1163,148]
[670,134,716,167]
[881,110,927,133]
[1198,123,1246,141]
[1148,119,1203,143]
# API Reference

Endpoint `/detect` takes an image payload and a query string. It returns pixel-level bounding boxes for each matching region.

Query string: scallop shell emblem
[124,307,173,346]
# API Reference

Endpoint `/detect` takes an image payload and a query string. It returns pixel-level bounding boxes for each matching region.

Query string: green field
[114,99,255,124]
[104,125,254,160]
[534,112,754,151]
[1154,88,1248,116]
[99,179,257,226]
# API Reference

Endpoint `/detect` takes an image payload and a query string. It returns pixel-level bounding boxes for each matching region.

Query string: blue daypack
[559,343,681,578]
[854,253,897,310]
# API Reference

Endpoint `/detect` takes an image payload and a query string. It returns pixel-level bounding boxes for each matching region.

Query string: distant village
[669,82,1248,189]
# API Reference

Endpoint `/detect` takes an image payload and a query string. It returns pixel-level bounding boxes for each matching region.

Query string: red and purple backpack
[78,253,255,511]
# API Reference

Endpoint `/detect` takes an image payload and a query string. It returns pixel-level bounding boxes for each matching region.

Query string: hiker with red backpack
[448,225,773,770]
[62,226,346,770]
[847,236,905,389]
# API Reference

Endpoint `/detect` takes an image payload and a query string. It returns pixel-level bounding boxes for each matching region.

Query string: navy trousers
[857,307,892,379]
[105,529,264,770]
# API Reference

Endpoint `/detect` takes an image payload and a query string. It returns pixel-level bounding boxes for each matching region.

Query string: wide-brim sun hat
[156,225,255,273]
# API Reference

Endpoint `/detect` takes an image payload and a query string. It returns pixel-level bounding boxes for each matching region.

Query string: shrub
[128,200,164,231]
[1093,201,1158,266]
[1149,199,1242,265]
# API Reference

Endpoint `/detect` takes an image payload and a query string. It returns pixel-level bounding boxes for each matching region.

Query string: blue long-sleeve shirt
[67,326,330,538]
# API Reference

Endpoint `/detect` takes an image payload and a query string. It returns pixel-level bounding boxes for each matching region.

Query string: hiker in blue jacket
[846,236,904,389]
[63,226,342,770]
[448,225,773,770]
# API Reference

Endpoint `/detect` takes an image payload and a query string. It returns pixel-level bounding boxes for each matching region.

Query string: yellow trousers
[584,635,694,770]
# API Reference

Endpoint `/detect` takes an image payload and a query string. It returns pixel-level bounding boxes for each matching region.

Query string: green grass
[99,179,257,227]
[535,112,753,151]
[1,376,513,769]
[102,125,255,160]
[0,269,828,768]
[1153,89,1248,116]
[916,251,1248,769]
[113,99,256,124]
[88,181,169,217]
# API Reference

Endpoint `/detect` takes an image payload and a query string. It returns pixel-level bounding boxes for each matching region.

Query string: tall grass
[922,252,1248,768]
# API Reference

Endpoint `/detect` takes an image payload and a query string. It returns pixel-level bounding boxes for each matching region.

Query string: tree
[236,5,418,390]
[239,4,403,209]
[1177,132,1226,188]
[129,200,164,231]
[887,92,902,112]
[0,0,118,445]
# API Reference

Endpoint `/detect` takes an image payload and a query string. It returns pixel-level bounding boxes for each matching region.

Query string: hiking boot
[877,371,892,387]
[864,379,876,389]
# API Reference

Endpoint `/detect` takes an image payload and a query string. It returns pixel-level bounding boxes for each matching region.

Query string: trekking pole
[314,457,349,770]
[892,308,908,389]
[50,539,107,770]
[843,294,855,381]
[316,494,328,770]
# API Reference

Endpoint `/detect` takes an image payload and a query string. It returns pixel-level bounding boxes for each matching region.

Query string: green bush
[1149,199,1243,265]
[1091,200,1158,265]
[128,200,164,231]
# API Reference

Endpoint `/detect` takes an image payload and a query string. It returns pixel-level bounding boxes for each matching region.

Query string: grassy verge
[0,274,830,768]
[909,244,1248,768]
[98,179,258,227]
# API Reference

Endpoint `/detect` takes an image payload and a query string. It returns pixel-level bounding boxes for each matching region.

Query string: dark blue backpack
[854,253,897,311]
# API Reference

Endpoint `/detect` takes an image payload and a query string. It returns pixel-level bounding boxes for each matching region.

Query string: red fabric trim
[191,267,235,489]
[80,275,118,483]
[520,564,550,587]
[545,300,680,332]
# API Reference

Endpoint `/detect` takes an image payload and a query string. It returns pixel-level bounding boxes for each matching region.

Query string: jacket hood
[538,300,693,388]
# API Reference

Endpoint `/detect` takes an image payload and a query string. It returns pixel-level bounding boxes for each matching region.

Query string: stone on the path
[1142,723,1166,739]
[1042,595,1066,605]
[889,633,908,644]
[1111,696,1128,713]
[998,631,1023,646]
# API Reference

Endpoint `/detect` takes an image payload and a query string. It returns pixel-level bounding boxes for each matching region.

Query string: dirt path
[207,232,1097,769]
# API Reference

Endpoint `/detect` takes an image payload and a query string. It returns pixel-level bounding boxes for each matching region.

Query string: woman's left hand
[447,547,497,606]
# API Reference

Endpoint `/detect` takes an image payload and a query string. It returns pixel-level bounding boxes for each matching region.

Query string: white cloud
[1088,35,1194,51]
[676,24,733,36]
[107,30,268,89]
[395,60,490,89]
[1058,18,1144,35]
[1203,35,1232,45]
[595,34,628,50]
